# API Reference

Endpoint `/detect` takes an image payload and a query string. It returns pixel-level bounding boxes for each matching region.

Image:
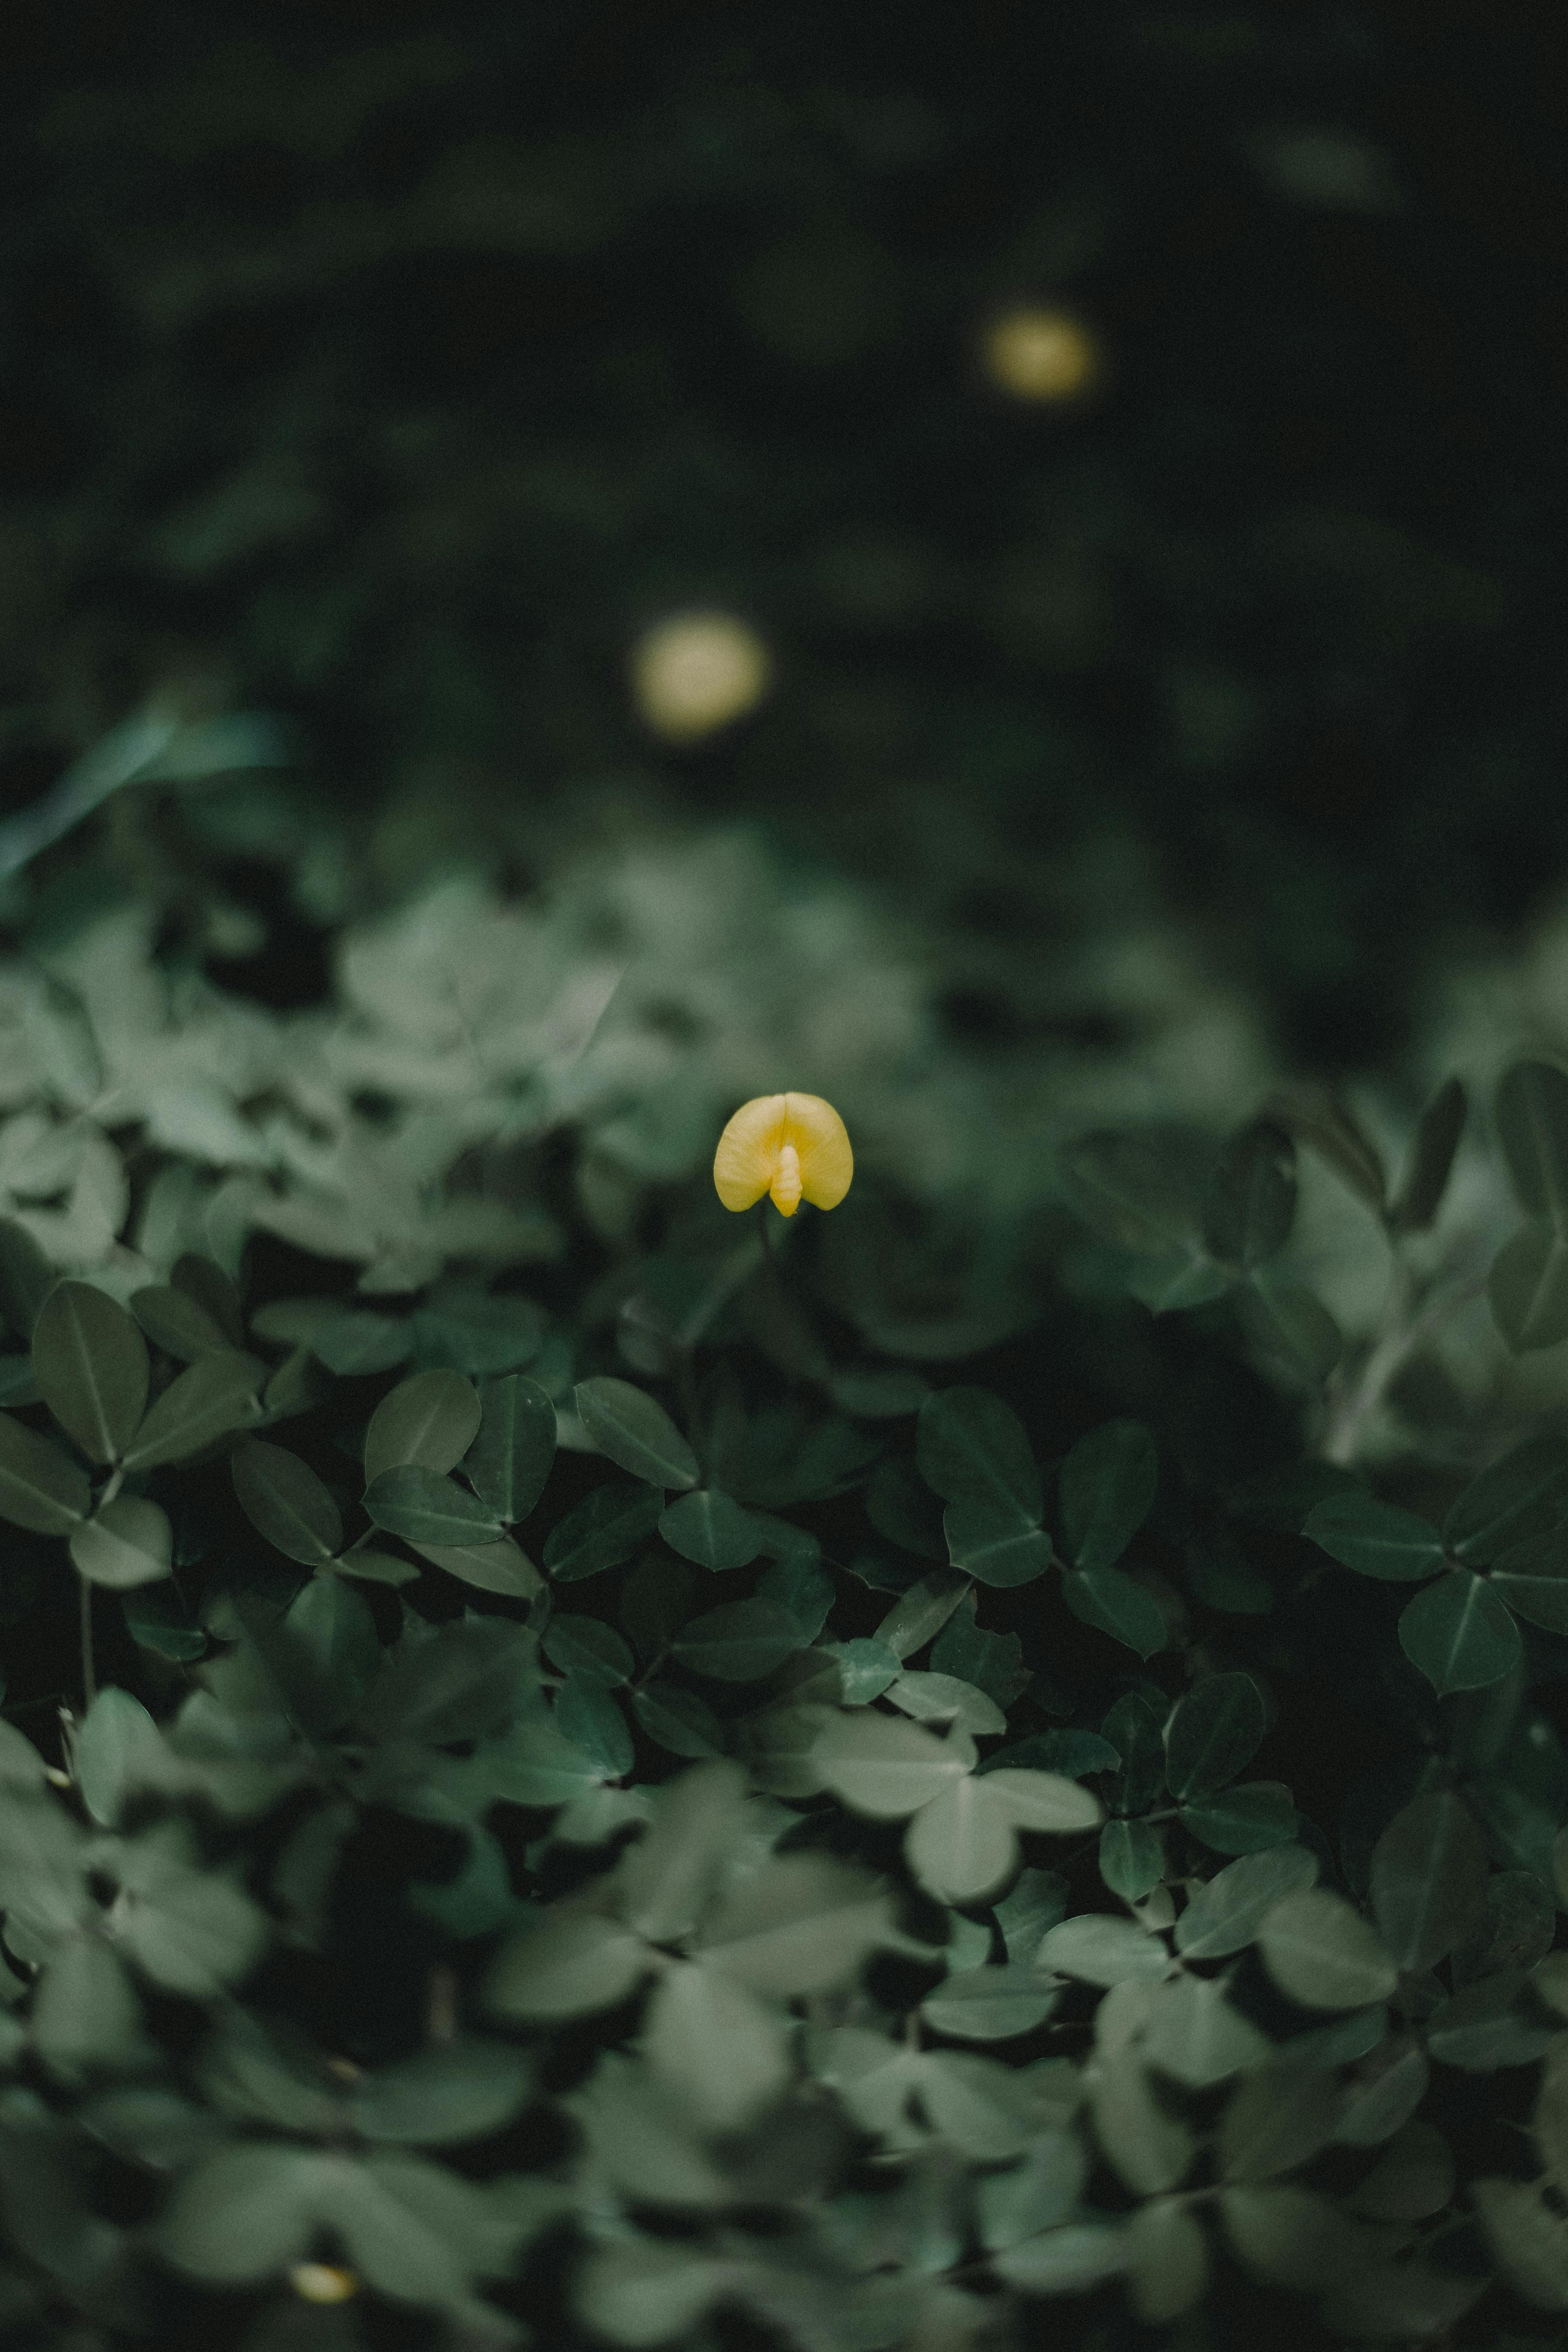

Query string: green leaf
[696,1852,891,1995]
[411,1290,545,1375]
[1398,1571,1521,1697]
[107,1829,269,1994]
[990,2223,1128,2296]
[1163,1672,1266,1802]
[755,1552,833,1639]
[1099,1816,1164,1900]
[872,1566,968,1659]
[574,1376,698,1489]
[575,2240,738,2345]
[170,1254,245,1347]
[1179,1781,1297,1854]
[617,1761,751,1942]
[153,2142,318,2281]
[929,1589,1031,1706]
[631,1681,726,1759]
[1490,1532,1568,1634]
[916,1386,1041,1523]
[70,1496,173,1590]
[943,1498,1051,1586]
[122,1351,265,1469]
[818,1637,901,1704]
[1174,1844,1320,1960]
[903,1776,1024,1906]
[671,1599,802,1683]
[231,1440,342,1568]
[657,1487,767,1571]
[464,1373,556,1523]
[994,1869,1069,1964]
[77,1686,162,1827]
[812,1710,974,1819]
[1424,1969,1557,2071]
[1219,2184,1371,2293]
[309,1312,414,1375]
[363,1464,504,1548]
[1125,2197,1210,2326]
[1303,1492,1447,1582]
[359,1621,535,1747]
[1496,1059,1568,1224]
[543,1615,634,1686]
[0,1409,90,1532]
[1257,1888,1398,2010]
[982,1729,1119,1779]
[362,1369,482,1487]
[1057,1124,1211,1256]
[922,1966,1060,2042]
[976,2128,1086,2249]
[1057,1420,1158,1572]
[1334,2035,1430,2147]
[349,2039,533,2146]
[886,1669,1006,1736]
[1368,1791,1488,1972]
[1343,2119,1455,2222]
[556,1675,634,1778]
[1101,1690,1168,1816]
[543,1478,663,1582]
[1220,2066,1343,2184]
[409,1532,541,1597]
[864,1455,947,1558]
[1445,1435,1568,1565]
[1389,1077,1466,1235]
[1452,1870,1556,1987]
[331,1541,420,1586]
[31,1281,148,1465]
[1472,2177,1568,2310]
[1233,1279,1344,1384]
[1035,1914,1169,1986]
[1060,1564,1167,1657]
[122,1576,205,1660]
[129,1285,230,1363]
[1489,1222,1568,1351]
[1139,1970,1271,2087]
[1202,1120,1296,1268]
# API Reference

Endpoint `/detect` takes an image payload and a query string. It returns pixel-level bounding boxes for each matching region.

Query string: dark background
[0,0,1565,1073]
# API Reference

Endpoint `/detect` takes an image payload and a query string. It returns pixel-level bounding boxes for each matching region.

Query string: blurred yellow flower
[714,1093,853,1218]
[982,307,1100,402]
[289,2264,360,2303]
[630,610,774,742]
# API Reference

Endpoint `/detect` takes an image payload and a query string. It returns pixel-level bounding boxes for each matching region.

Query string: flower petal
[714,1095,788,1211]
[784,1093,854,1210]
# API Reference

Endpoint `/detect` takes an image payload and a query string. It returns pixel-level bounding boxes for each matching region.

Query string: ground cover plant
[0,899,1566,2352]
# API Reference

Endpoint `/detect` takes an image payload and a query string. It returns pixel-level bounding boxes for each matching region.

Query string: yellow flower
[981,306,1101,402]
[629,611,774,742]
[713,1093,853,1218]
[289,2264,360,2304]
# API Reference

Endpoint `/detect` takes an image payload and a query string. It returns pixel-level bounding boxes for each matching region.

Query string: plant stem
[78,1574,97,1713]
[1320,1254,1490,1467]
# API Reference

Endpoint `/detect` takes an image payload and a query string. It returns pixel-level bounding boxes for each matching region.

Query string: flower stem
[78,1574,97,1714]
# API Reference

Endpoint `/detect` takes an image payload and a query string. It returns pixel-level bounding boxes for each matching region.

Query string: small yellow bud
[289,2264,359,2304]
[981,306,1100,402]
[714,1093,853,1218]
[629,610,773,743]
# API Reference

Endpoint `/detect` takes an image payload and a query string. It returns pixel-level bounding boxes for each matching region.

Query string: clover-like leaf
[574,1377,698,1489]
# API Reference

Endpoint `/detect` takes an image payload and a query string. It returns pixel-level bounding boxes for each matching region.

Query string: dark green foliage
[0,8,1563,2348]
